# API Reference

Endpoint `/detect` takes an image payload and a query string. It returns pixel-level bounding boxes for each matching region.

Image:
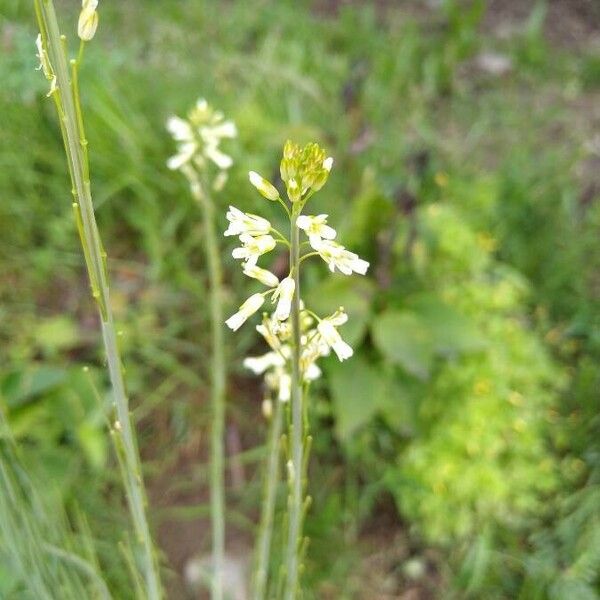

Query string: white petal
[205,145,233,169]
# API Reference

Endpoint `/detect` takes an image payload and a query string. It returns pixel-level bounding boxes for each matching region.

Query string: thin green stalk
[186,171,226,600]
[285,211,304,599]
[33,1,161,598]
[253,398,284,600]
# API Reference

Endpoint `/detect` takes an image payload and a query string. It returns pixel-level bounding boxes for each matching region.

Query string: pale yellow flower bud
[249,171,280,201]
[78,0,99,41]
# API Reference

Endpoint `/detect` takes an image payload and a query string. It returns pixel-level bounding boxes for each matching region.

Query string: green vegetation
[1,0,599,597]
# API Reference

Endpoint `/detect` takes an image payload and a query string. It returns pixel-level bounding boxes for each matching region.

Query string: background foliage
[1,0,599,597]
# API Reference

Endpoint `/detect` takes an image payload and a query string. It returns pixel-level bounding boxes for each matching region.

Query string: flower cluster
[166,98,237,178]
[225,141,369,407]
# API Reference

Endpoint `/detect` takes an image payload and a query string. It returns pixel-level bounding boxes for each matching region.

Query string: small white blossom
[243,265,279,287]
[278,372,292,401]
[243,351,285,374]
[317,319,353,361]
[232,233,276,266]
[296,214,337,246]
[272,277,295,321]
[310,238,369,276]
[323,157,334,172]
[262,398,273,419]
[78,0,99,41]
[225,293,265,331]
[224,206,271,237]
[303,362,321,381]
[249,171,280,201]
[257,317,282,352]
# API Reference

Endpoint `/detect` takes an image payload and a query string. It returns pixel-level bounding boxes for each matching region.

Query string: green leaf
[328,358,414,440]
[328,357,383,440]
[1,366,67,409]
[372,311,434,379]
[34,316,79,355]
[409,296,486,355]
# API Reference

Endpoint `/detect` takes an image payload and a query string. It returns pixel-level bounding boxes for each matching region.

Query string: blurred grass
[1,0,600,597]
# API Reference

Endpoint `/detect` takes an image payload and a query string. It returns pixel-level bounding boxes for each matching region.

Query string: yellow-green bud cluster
[280,140,332,202]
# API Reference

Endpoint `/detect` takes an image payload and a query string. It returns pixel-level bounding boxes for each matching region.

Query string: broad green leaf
[409,296,486,355]
[1,366,67,409]
[372,310,434,379]
[328,357,383,440]
[328,358,413,440]
[34,316,79,355]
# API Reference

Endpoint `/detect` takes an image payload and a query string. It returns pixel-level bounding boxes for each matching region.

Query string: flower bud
[248,171,280,201]
[78,0,99,41]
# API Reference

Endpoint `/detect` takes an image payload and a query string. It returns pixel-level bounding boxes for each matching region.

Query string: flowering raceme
[225,141,369,596]
[225,141,369,388]
[166,98,236,599]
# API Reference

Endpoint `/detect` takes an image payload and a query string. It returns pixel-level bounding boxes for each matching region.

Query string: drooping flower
[272,277,295,321]
[249,171,280,201]
[231,233,276,266]
[225,293,265,331]
[243,351,285,375]
[316,319,353,361]
[224,206,271,237]
[78,0,99,41]
[310,238,369,276]
[243,264,279,288]
[296,214,337,246]
[35,34,57,96]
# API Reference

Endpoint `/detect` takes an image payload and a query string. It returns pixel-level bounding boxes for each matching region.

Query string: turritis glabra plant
[33,0,162,598]
[225,141,369,598]
[167,99,236,600]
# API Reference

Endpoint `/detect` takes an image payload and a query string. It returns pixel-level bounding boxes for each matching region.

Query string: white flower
[310,238,369,276]
[243,351,285,374]
[167,142,197,170]
[278,372,291,402]
[257,317,282,352]
[272,277,295,321]
[317,319,353,361]
[243,264,279,287]
[224,206,271,237]
[296,214,336,246]
[249,171,280,201]
[262,398,273,419]
[225,293,265,331]
[303,362,321,381]
[204,144,233,170]
[78,0,99,41]
[323,157,334,172]
[200,120,237,144]
[166,99,236,172]
[231,233,276,266]
[167,116,194,142]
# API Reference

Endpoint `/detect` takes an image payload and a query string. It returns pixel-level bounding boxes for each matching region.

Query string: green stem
[284,210,303,599]
[187,172,226,600]
[42,543,112,600]
[34,2,162,598]
[253,399,283,600]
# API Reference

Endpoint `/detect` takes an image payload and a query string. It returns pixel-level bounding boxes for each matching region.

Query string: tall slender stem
[186,172,226,600]
[33,1,161,598]
[285,211,303,599]
[253,398,283,600]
